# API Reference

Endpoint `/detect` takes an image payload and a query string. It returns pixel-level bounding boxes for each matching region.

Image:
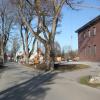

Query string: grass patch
[23,64,34,67]
[23,63,48,70]
[23,63,89,71]
[54,64,89,71]
[79,75,100,88]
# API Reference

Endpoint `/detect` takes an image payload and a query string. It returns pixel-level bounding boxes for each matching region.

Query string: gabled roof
[76,15,100,33]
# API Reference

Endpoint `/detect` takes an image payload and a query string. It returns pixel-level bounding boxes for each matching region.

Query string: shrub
[36,63,48,70]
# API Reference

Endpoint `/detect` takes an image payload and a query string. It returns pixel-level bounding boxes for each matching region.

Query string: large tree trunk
[50,42,55,70]
[45,42,55,71]
[1,43,4,63]
[20,24,26,64]
[29,38,36,58]
[1,13,5,63]
[45,44,51,70]
[25,27,29,64]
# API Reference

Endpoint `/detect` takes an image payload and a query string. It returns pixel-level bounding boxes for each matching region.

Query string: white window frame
[91,45,96,56]
[94,45,96,56]
[93,27,96,36]
[84,33,86,38]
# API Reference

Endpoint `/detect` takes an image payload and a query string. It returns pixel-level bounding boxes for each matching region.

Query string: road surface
[0,62,100,100]
[0,62,39,91]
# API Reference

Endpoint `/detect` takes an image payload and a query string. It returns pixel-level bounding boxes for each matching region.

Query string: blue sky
[55,0,100,52]
[7,0,100,53]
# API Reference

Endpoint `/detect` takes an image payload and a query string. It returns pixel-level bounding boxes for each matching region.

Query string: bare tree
[62,45,78,60]
[10,0,81,70]
[11,36,20,59]
[19,2,38,64]
[54,41,61,56]
[0,0,14,62]
[10,0,37,64]
[20,23,37,64]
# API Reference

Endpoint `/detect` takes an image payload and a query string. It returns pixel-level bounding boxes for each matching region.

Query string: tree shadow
[0,72,57,100]
[0,65,8,74]
[0,65,7,69]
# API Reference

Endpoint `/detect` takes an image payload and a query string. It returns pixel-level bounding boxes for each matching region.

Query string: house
[76,15,100,61]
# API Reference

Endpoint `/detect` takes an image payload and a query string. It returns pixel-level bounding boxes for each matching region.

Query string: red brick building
[76,15,100,61]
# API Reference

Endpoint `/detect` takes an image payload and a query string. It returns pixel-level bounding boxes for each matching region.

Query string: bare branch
[18,9,46,44]
[29,37,36,57]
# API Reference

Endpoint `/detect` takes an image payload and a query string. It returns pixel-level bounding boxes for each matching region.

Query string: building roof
[76,15,100,33]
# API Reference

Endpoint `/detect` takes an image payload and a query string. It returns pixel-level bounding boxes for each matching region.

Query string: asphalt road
[0,62,100,100]
[0,62,39,91]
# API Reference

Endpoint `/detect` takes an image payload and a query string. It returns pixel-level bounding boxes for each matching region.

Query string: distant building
[76,15,100,61]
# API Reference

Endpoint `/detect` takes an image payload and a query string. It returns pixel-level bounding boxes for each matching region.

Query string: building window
[93,45,96,56]
[84,48,87,56]
[84,47,89,56]
[91,45,96,56]
[88,46,91,56]
[84,33,86,38]
[93,27,96,36]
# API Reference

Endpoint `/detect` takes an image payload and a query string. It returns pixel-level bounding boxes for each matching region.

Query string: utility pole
[70,33,73,51]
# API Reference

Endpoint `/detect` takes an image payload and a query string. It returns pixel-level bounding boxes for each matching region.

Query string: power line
[72,3,100,10]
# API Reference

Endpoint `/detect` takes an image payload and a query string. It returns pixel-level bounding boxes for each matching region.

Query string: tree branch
[18,9,46,44]
[51,0,65,41]
[29,37,36,57]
